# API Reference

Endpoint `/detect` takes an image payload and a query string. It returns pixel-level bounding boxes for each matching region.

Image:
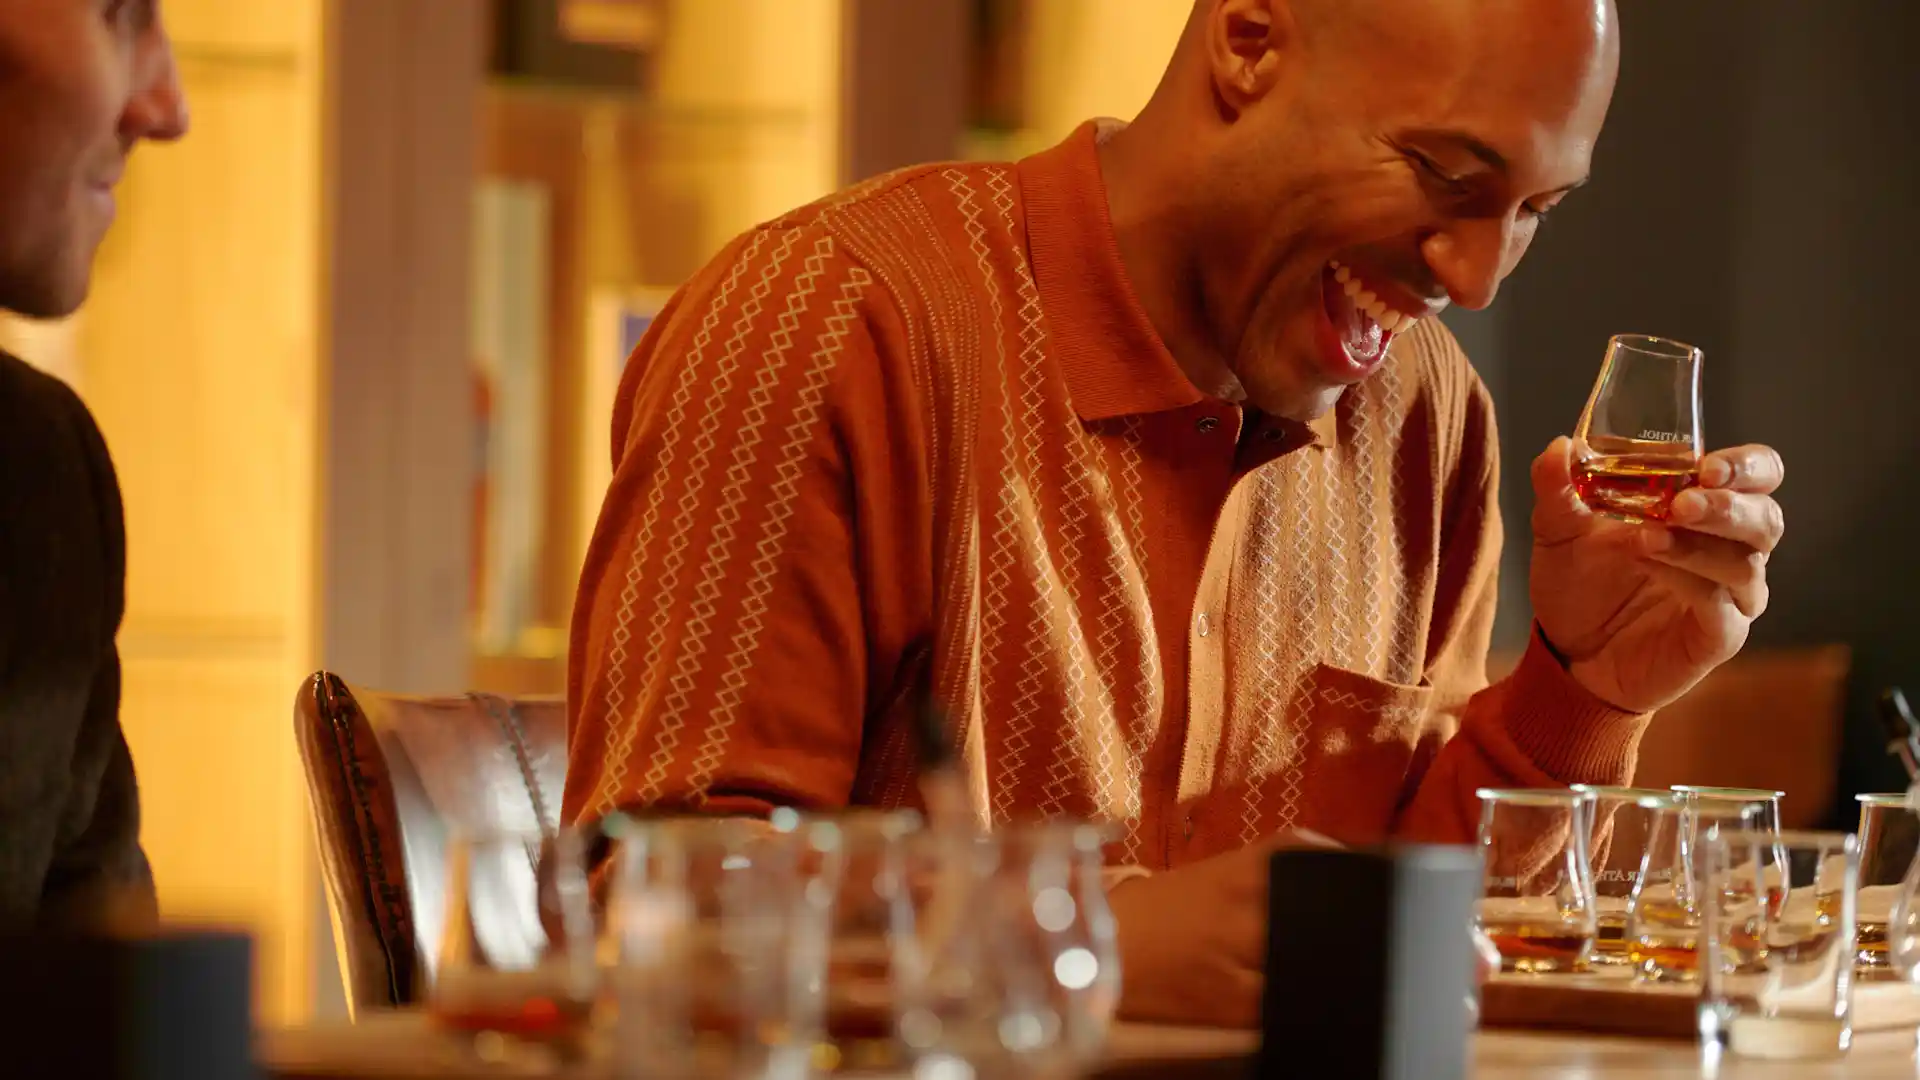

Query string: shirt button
[1264,427,1285,442]
[1195,415,1220,434]
[1195,612,1212,638]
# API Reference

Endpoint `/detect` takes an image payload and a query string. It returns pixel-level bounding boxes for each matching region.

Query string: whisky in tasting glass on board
[1475,788,1598,974]
[1853,793,1919,980]
[1571,334,1705,523]
[1571,786,1680,968]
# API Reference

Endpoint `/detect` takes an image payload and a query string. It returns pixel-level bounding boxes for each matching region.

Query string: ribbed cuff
[1498,628,1652,783]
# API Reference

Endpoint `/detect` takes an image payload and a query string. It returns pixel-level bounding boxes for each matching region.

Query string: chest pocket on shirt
[1291,662,1437,842]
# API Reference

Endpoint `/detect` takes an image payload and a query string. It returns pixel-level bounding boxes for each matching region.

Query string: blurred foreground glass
[798,811,932,1075]
[1572,787,1678,970]
[1701,829,1857,1061]
[1854,794,1918,981]
[1571,333,1704,523]
[918,822,1121,1077]
[1474,789,1596,974]
[1625,799,1767,983]
[603,816,813,1080]
[427,828,598,1065]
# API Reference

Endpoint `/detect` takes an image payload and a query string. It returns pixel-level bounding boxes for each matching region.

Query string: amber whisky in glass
[1572,335,1705,523]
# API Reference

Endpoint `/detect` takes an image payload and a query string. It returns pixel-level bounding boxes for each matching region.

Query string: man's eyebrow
[1410,129,1591,194]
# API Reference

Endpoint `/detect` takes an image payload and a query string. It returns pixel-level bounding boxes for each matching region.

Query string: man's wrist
[1495,633,1651,783]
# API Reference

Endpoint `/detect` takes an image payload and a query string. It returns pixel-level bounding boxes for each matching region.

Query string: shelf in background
[487,76,811,130]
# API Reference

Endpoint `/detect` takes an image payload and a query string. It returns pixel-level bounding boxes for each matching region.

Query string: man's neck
[1095,121,1247,405]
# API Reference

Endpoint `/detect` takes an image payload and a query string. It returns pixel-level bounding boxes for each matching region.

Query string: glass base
[1711,1013,1852,1061]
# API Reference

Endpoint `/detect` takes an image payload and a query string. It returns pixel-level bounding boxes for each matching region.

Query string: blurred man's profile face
[0,0,188,319]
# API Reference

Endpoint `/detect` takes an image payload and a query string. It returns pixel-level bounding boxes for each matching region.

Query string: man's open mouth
[1321,260,1425,369]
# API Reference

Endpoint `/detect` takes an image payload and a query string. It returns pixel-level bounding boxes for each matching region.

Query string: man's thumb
[1530,436,1591,542]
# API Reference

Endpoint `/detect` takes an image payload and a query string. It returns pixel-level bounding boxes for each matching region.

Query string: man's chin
[0,269,91,322]
[1295,384,1347,422]
[1237,358,1347,423]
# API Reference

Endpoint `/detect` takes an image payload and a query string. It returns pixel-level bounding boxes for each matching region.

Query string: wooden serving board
[1481,970,1920,1040]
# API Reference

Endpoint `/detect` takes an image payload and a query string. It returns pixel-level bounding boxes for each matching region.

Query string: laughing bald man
[567,0,1785,1024]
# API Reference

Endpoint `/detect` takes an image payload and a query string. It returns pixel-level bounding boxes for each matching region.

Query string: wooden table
[260,1012,1920,1078]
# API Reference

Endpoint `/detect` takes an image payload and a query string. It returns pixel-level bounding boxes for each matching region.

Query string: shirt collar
[1016,121,1337,450]
[1016,121,1204,422]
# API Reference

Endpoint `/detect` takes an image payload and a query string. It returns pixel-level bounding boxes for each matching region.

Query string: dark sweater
[0,350,154,929]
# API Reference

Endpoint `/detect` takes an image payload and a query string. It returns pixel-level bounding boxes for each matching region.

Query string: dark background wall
[1450,0,1920,826]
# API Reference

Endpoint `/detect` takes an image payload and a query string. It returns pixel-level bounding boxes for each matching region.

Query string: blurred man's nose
[123,33,190,143]
[1420,218,1513,312]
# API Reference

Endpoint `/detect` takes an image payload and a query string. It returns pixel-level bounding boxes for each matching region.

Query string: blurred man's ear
[1205,0,1292,116]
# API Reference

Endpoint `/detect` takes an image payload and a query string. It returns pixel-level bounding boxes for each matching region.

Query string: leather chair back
[293,672,567,1013]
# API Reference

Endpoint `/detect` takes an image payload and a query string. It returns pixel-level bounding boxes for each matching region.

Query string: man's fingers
[1531,437,1592,545]
[1667,489,1785,553]
[1700,444,1785,495]
[1644,528,1771,618]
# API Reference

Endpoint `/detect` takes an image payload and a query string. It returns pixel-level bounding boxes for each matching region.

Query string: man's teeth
[1327,260,1419,335]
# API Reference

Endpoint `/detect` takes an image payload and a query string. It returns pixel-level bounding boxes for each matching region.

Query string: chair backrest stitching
[317,673,412,1005]
[473,691,556,841]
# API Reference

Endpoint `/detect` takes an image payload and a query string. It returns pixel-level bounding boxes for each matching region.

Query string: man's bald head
[1105,0,1619,420]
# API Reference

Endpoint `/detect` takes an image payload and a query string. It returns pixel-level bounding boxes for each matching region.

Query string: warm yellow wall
[1024,0,1187,141]
[647,0,844,256]
[968,0,1186,160]
[56,0,323,1025]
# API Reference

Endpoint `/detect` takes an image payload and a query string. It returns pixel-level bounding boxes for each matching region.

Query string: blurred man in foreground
[0,0,188,929]
[567,0,1785,1024]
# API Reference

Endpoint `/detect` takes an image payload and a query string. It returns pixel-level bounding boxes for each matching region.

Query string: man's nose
[1420,218,1512,312]
[123,32,190,143]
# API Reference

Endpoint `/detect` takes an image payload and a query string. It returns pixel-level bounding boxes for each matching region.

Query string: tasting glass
[1853,794,1919,982]
[425,826,600,1067]
[1474,788,1597,974]
[1571,334,1705,523]
[1673,786,1789,908]
[602,815,814,1080]
[917,822,1122,1078]
[1571,786,1679,970]
[794,810,935,1076]
[1700,828,1857,1061]
[1625,799,1767,984]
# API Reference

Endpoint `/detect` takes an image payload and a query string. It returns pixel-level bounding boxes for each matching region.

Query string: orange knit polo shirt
[563,122,1651,872]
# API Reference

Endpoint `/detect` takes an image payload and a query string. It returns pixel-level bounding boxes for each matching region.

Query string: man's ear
[1204,0,1294,117]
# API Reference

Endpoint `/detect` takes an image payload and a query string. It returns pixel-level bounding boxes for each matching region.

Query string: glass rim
[1476,787,1584,807]
[1608,333,1703,361]
[793,807,925,847]
[1571,785,1681,807]
[1670,785,1785,801]
[605,813,781,844]
[1856,792,1914,807]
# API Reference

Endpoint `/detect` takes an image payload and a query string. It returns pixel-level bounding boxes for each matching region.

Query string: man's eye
[1522,200,1556,222]
[1408,153,1471,195]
